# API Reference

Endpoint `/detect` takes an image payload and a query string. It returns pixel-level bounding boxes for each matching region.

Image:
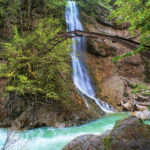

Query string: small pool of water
[144,120,150,124]
[0,112,130,150]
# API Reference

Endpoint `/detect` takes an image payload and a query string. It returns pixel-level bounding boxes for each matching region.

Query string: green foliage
[0,0,6,15]
[0,0,72,103]
[46,0,66,18]
[112,44,148,62]
[0,0,20,24]
[102,135,112,150]
[76,0,100,16]
[0,0,67,33]
[0,18,71,101]
[0,0,7,25]
[123,92,129,97]
[76,0,112,15]
[110,0,150,61]
[98,0,112,10]
[132,83,150,96]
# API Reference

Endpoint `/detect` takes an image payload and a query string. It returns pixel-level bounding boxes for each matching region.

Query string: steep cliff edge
[79,6,150,111]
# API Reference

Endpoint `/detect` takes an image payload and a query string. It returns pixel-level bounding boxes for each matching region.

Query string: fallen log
[59,30,150,50]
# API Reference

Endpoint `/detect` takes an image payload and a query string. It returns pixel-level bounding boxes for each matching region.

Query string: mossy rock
[64,117,150,150]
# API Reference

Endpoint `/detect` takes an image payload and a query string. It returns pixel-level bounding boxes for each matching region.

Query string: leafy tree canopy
[109,0,150,61]
[0,18,71,101]
[0,0,72,102]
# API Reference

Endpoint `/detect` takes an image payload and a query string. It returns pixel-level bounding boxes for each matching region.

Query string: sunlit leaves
[110,0,150,61]
[132,83,150,96]
[1,17,71,101]
[112,44,148,62]
[76,0,99,16]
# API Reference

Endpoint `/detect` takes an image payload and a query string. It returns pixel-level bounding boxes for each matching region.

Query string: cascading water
[65,0,113,112]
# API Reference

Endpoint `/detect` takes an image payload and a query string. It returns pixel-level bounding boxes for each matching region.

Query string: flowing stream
[65,0,113,112]
[0,113,129,150]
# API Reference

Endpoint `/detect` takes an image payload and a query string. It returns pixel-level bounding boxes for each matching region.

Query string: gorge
[0,0,150,150]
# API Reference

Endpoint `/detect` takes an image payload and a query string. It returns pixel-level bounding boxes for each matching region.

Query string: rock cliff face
[63,117,150,150]
[80,7,150,111]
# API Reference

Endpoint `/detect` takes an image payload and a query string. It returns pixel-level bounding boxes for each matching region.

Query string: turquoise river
[0,113,130,150]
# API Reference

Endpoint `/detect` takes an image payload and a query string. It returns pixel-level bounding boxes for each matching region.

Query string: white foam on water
[0,113,129,150]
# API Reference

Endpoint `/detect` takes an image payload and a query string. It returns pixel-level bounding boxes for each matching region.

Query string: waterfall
[65,1,113,112]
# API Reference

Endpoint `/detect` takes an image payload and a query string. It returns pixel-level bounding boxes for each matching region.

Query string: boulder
[132,110,150,120]
[63,131,110,150]
[63,117,150,150]
[122,101,135,111]
[123,102,132,111]
[135,104,148,111]
[122,102,148,112]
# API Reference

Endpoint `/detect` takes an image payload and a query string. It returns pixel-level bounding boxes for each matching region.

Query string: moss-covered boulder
[63,117,150,150]
[107,117,150,150]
